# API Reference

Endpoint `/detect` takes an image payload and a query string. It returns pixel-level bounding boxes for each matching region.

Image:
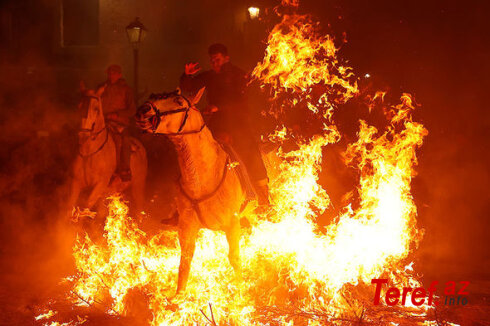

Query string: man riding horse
[99,64,135,182]
[179,43,270,206]
[69,82,147,222]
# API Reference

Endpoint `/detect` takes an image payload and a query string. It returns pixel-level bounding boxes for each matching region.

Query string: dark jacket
[99,78,135,126]
[180,62,249,132]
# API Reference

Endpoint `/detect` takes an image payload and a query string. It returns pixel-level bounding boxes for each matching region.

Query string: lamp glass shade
[248,7,260,20]
[126,18,147,45]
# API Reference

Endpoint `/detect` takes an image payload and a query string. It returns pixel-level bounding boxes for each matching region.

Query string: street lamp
[126,17,147,104]
[248,7,260,20]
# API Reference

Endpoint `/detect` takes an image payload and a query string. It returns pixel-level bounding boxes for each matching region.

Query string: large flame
[42,2,448,326]
[252,14,357,121]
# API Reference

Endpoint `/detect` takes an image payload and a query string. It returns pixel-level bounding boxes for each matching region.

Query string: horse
[135,88,249,293]
[67,86,147,221]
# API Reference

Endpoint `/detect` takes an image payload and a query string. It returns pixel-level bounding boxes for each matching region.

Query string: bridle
[140,94,237,228]
[78,95,109,157]
[142,95,206,136]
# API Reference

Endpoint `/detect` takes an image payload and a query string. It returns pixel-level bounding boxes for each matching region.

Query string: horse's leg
[131,180,145,222]
[87,180,109,210]
[226,217,242,281]
[177,218,199,293]
[67,157,84,219]
[67,178,82,219]
[130,147,147,222]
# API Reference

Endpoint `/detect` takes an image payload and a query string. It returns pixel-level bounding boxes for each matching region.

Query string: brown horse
[136,89,247,293]
[68,87,147,220]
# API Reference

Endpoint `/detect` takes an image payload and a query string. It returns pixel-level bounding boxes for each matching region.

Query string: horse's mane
[148,90,180,100]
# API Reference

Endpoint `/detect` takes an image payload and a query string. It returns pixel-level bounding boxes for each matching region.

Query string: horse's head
[78,86,106,143]
[136,88,205,135]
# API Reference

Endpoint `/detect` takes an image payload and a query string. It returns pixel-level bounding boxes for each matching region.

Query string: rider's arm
[180,71,210,94]
[107,86,134,125]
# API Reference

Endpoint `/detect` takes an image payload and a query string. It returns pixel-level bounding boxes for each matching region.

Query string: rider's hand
[203,105,218,115]
[185,63,201,75]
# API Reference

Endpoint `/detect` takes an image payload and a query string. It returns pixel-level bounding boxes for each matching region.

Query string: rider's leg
[230,128,270,206]
[119,128,132,181]
[112,132,122,172]
[209,117,269,205]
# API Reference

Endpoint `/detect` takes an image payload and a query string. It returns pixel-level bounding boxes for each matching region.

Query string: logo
[371,279,470,306]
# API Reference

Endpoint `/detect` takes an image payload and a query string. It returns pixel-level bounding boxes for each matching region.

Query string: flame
[35,310,56,321]
[64,100,428,323]
[252,14,358,120]
[44,1,453,325]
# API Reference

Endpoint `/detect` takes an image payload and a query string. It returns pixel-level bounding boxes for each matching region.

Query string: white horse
[68,87,147,220]
[136,89,251,292]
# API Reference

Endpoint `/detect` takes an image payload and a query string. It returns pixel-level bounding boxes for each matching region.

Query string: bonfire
[36,1,459,325]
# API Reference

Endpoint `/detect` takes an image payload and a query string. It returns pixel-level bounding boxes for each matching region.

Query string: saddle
[219,142,257,204]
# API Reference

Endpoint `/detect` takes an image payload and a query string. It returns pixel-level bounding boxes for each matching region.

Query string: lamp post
[126,17,147,104]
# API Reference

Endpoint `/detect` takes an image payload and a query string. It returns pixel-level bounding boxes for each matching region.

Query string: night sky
[329,0,490,275]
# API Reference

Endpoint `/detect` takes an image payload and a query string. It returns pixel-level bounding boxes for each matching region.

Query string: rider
[179,43,269,206]
[99,64,135,182]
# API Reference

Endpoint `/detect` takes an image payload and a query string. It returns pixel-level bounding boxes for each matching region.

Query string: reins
[178,156,230,228]
[78,127,109,158]
[142,94,230,227]
[78,95,110,158]
[143,95,206,136]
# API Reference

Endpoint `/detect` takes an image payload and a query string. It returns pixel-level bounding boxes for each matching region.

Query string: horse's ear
[191,87,205,106]
[176,88,182,95]
[96,85,106,97]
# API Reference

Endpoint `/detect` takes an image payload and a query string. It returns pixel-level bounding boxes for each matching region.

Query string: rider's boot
[119,134,132,182]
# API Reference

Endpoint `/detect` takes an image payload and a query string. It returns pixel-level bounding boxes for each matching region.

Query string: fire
[252,14,358,120]
[42,1,450,325]
[35,310,56,320]
[64,97,428,323]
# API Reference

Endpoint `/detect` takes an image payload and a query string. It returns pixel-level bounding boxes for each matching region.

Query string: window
[61,0,99,46]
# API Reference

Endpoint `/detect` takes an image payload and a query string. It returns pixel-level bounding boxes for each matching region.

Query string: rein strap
[78,128,109,158]
[178,156,230,228]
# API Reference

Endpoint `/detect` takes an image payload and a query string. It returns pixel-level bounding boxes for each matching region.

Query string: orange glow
[42,3,456,326]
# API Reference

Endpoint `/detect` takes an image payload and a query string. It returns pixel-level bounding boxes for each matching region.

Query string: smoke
[0,64,80,319]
